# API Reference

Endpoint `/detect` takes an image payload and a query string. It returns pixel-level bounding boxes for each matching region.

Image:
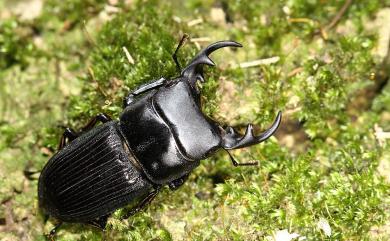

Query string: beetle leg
[58,113,112,150]
[121,186,161,220]
[58,127,78,150]
[47,222,62,241]
[87,214,110,230]
[23,169,40,180]
[168,174,190,190]
[123,78,166,107]
[23,160,41,180]
[81,113,112,132]
[172,33,189,73]
[223,148,258,167]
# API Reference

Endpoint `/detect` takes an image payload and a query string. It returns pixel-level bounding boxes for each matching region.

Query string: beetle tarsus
[47,222,62,241]
[224,148,259,167]
[58,127,78,150]
[23,169,40,180]
[87,214,110,230]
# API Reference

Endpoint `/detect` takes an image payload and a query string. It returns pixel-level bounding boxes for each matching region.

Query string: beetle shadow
[37,210,105,240]
[37,192,155,239]
[46,222,106,240]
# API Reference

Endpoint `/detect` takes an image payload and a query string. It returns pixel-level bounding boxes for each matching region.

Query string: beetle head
[181,41,242,90]
[181,40,282,152]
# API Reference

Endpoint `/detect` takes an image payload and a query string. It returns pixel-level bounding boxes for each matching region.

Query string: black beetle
[38,38,282,237]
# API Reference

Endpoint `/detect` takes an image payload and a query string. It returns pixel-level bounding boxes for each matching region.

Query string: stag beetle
[38,38,282,237]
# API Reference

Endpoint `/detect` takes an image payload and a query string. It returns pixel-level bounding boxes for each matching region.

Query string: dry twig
[234,56,280,68]
[323,0,353,32]
[122,46,135,64]
[319,0,353,39]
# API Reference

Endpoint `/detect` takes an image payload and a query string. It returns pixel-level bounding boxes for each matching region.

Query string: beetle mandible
[38,38,282,237]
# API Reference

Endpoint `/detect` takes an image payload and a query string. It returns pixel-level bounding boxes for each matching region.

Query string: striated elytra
[38,39,282,237]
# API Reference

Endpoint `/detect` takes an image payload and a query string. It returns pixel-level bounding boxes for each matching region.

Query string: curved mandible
[181,41,242,79]
[223,111,282,150]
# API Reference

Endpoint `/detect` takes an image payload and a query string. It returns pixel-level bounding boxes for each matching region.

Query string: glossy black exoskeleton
[38,38,282,237]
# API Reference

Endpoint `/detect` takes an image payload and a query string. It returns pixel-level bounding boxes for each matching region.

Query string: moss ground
[1,0,390,240]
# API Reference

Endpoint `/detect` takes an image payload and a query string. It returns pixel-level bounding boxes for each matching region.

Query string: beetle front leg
[223,148,258,167]
[168,174,189,191]
[219,126,260,167]
[123,78,166,107]
[121,186,161,220]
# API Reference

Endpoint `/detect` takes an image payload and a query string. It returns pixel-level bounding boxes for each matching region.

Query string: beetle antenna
[172,34,190,73]
[223,148,258,167]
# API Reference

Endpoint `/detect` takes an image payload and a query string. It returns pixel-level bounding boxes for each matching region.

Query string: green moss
[1,0,390,240]
[39,0,106,28]
[0,18,37,69]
